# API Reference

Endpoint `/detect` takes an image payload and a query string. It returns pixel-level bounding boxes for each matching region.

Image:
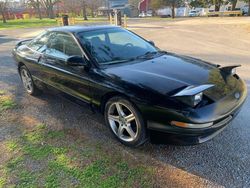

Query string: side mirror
[148,40,155,46]
[66,56,86,66]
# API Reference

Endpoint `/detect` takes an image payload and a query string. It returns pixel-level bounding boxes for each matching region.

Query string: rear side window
[28,31,51,52]
[46,32,83,60]
[46,33,67,59]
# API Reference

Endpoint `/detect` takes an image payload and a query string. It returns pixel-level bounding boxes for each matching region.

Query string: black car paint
[12,26,247,144]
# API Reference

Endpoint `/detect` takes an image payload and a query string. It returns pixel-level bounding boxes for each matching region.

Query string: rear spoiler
[219,65,241,74]
[173,84,214,97]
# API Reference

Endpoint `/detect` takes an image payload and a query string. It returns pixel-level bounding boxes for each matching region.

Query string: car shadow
[0,35,18,45]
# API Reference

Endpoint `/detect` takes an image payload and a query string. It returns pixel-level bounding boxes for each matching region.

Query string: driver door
[39,32,92,103]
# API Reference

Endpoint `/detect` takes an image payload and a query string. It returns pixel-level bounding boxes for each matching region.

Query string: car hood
[102,53,239,101]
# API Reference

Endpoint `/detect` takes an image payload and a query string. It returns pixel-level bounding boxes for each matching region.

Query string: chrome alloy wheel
[20,68,33,94]
[108,102,139,142]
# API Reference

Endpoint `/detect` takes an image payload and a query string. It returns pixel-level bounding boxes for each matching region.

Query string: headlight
[194,92,203,106]
[172,84,214,107]
[176,92,203,107]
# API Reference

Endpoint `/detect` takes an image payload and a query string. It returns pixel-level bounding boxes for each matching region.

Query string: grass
[0,90,156,187]
[0,17,109,30]
[0,124,155,187]
[0,18,57,30]
[0,91,16,112]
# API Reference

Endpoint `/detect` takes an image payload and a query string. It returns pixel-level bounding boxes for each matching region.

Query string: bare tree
[151,0,184,18]
[88,0,98,18]
[81,0,88,20]
[41,0,60,19]
[167,0,183,18]
[213,0,222,11]
[27,0,42,19]
[228,0,237,10]
[0,0,8,23]
[61,0,80,16]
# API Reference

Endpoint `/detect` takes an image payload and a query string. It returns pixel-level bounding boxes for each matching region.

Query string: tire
[104,96,148,147]
[19,66,41,96]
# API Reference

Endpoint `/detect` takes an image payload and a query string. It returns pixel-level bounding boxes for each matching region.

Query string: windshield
[77,28,158,65]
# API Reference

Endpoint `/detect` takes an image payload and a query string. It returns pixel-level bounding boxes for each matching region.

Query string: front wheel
[105,96,147,147]
[20,66,41,96]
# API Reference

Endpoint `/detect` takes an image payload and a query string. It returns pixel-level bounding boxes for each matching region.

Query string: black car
[12,25,247,147]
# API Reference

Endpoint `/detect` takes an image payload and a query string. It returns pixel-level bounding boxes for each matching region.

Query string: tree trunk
[0,3,7,23]
[91,6,94,18]
[215,5,220,12]
[232,1,237,11]
[0,7,6,23]
[83,4,88,20]
[171,3,175,19]
[37,4,42,19]
[214,0,220,11]
[248,0,250,16]
[49,5,54,19]
[1,12,6,23]
[46,8,50,18]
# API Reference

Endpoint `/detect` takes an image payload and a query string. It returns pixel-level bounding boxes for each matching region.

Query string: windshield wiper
[101,51,168,65]
[135,50,167,60]
[101,58,135,65]
[158,50,168,54]
[136,51,158,60]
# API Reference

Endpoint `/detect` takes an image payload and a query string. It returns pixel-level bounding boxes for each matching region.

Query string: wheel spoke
[22,71,25,78]
[126,125,136,139]
[125,113,135,123]
[108,115,120,123]
[23,80,27,88]
[115,103,125,117]
[27,82,32,90]
[23,70,27,78]
[24,70,29,78]
[21,69,33,92]
[117,125,124,137]
[27,80,32,86]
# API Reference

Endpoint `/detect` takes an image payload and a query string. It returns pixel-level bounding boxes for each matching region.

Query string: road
[0,17,250,187]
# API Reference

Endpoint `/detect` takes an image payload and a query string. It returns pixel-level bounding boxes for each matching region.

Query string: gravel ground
[0,17,250,187]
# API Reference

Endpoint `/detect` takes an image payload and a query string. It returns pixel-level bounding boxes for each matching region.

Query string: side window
[46,33,82,61]
[46,33,68,60]
[28,31,51,52]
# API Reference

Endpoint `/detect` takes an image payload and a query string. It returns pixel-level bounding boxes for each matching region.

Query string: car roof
[47,25,120,34]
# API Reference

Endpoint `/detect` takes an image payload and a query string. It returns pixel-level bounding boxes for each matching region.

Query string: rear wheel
[105,96,147,147]
[20,66,41,96]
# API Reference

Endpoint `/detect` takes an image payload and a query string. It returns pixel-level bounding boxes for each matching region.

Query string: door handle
[38,55,43,63]
[46,58,56,64]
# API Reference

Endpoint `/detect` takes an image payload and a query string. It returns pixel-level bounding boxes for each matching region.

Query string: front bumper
[148,113,237,145]
[147,79,247,145]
